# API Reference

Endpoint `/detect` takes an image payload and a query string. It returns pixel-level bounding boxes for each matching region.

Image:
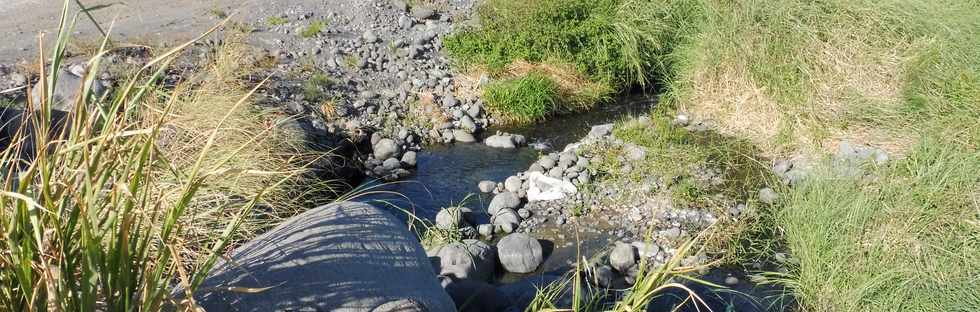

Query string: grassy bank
[455,0,980,311]
[444,0,696,123]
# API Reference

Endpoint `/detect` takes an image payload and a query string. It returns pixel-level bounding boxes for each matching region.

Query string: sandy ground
[0,0,308,63]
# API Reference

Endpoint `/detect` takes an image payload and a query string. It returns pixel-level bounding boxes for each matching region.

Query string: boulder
[609,243,638,273]
[484,134,516,149]
[504,176,522,193]
[401,151,418,167]
[497,233,543,274]
[759,187,778,204]
[435,207,467,230]
[30,69,107,112]
[588,124,614,138]
[488,191,520,215]
[374,138,400,160]
[452,129,476,143]
[437,239,496,282]
[526,172,577,202]
[491,208,521,233]
[477,180,496,193]
[176,202,454,312]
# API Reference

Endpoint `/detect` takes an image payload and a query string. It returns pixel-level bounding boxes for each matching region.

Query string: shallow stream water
[357,93,790,311]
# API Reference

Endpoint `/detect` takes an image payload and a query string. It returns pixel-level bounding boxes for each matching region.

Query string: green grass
[300,19,328,38]
[266,16,288,26]
[482,72,560,124]
[444,0,697,122]
[768,136,980,311]
[302,71,335,103]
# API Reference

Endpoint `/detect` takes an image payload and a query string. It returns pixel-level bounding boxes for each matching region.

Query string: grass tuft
[482,72,559,124]
[300,19,328,38]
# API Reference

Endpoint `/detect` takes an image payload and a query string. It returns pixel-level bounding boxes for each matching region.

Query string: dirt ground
[0,0,315,63]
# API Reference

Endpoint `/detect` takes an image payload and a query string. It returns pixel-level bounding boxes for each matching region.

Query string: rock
[631,242,661,259]
[478,180,496,193]
[624,144,647,161]
[477,224,493,237]
[517,208,531,219]
[504,176,522,193]
[452,129,476,143]
[724,276,739,286]
[609,243,638,273]
[411,7,436,20]
[398,15,413,29]
[759,187,778,204]
[497,233,544,274]
[588,124,614,138]
[538,157,557,169]
[438,240,496,282]
[460,115,477,132]
[773,160,793,175]
[382,157,402,171]
[401,151,418,167]
[491,208,521,232]
[441,277,512,312]
[526,172,577,202]
[485,134,517,149]
[31,69,107,112]
[178,202,454,311]
[435,207,467,230]
[594,265,615,288]
[488,191,520,215]
[392,0,408,12]
[362,30,380,43]
[374,138,400,160]
[672,114,690,126]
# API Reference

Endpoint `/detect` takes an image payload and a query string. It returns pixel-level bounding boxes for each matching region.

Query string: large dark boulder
[178,202,456,312]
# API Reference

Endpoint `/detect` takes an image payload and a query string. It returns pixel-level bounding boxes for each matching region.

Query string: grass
[766,136,980,311]
[444,0,694,122]
[266,16,288,26]
[300,19,328,38]
[482,72,560,124]
[302,71,335,103]
[0,2,350,310]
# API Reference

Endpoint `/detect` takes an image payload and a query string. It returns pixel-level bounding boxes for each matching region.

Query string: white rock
[526,172,577,202]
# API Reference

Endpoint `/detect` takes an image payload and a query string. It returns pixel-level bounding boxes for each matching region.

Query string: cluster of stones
[363,135,419,180]
[426,233,545,311]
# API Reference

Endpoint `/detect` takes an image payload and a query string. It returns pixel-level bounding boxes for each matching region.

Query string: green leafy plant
[300,19,328,38]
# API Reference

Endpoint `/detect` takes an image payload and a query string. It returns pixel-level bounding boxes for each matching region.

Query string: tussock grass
[300,19,328,38]
[0,3,349,310]
[768,136,980,311]
[482,72,560,124]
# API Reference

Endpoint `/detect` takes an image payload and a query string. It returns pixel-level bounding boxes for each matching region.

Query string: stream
[357,93,790,311]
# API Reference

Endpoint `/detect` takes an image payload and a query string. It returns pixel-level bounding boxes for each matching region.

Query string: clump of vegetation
[300,19,328,38]
[769,136,980,311]
[445,0,695,122]
[266,15,288,26]
[482,72,560,124]
[0,2,349,310]
[302,71,335,103]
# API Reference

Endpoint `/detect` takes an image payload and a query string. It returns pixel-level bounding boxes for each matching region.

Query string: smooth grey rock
[631,242,661,259]
[594,265,615,288]
[759,187,778,204]
[538,157,557,170]
[412,7,436,20]
[441,277,511,312]
[478,180,496,193]
[484,134,517,149]
[488,191,520,215]
[588,124,614,138]
[624,144,646,161]
[178,202,454,312]
[672,114,690,126]
[452,130,476,143]
[497,233,543,274]
[435,207,467,230]
[609,243,637,273]
[382,157,402,171]
[504,176,522,193]
[477,224,493,237]
[460,115,477,132]
[401,151,418,167]
[491,208,520,231]
[438,239,496,282]
[374,138,400,160]
[30,69,107,112]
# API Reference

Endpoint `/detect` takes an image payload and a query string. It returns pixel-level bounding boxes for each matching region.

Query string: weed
[300,19,328,38]
[482,72,559,124]
[266,16,288,26]
[302,71,335,103]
